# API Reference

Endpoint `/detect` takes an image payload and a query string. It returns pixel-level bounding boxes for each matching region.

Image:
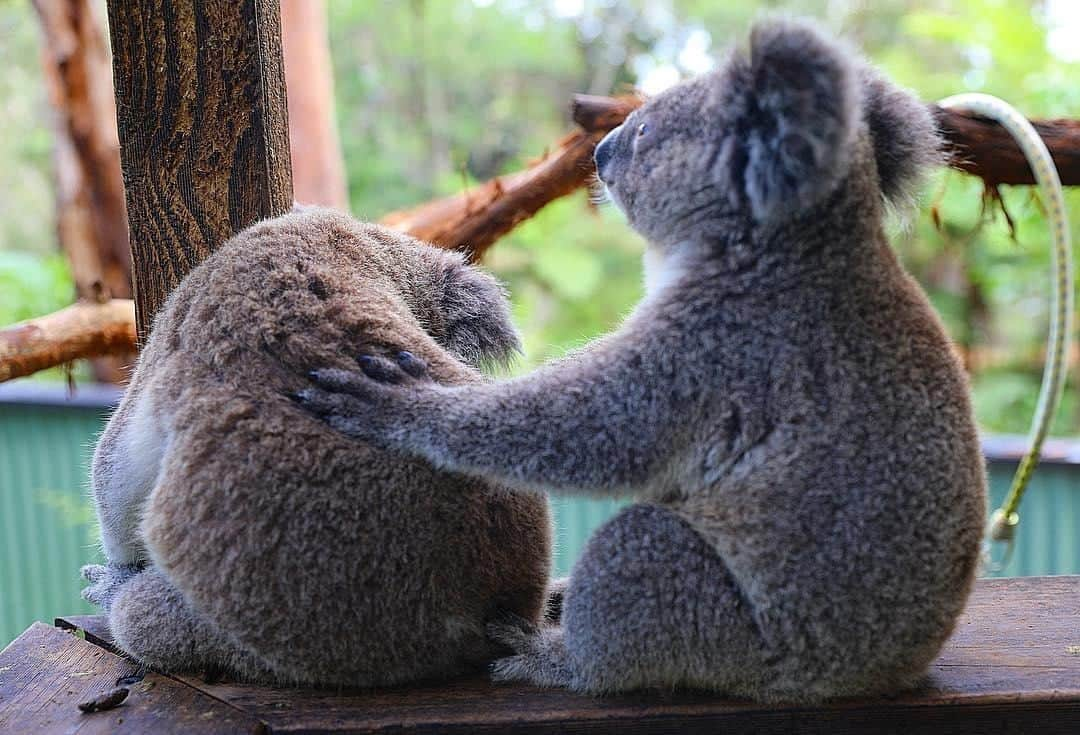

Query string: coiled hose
[936,93,1073,567]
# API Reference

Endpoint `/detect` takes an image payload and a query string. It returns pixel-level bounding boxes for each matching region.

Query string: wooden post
[105,0,293,342]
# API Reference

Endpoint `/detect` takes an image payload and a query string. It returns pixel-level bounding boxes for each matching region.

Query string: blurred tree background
[2,0,1080,435]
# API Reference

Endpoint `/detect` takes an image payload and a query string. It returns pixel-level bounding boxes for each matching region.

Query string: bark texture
[106,0,294,342]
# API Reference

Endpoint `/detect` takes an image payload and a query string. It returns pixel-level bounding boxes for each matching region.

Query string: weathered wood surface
[105,0,293,342]
[0,623,263,734]
[572,94,1080,187]
[16,577,1073,733]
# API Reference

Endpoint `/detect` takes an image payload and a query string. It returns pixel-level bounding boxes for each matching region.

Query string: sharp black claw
[397,350,428,377]
[288,391,306,404]
[358,354,402,383]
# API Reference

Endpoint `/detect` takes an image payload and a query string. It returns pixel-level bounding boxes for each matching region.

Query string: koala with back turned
[298,19,987,702]
[81,207,552,685]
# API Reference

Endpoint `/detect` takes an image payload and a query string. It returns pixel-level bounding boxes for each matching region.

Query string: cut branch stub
[106,0,293,342]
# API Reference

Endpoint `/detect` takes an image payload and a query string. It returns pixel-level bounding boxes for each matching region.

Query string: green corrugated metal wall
[0,399,106,647]
[2,393,1078,647]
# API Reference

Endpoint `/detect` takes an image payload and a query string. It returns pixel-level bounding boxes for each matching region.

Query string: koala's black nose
[594,126,620,181]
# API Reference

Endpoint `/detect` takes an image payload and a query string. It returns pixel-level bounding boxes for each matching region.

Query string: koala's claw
[357,351,429,384]
[307,368,372,396]
[81,562,143,611]
[358,355,405,384]
[396,351,429,378]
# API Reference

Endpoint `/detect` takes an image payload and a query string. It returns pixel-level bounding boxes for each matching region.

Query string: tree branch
[7,93,1080,383]
[378,96,643,261]
[0,300,136,383]
[570,94,1080,187]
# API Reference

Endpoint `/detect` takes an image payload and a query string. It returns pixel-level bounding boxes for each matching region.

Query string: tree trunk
[106,0,294,342]
[280,0,348,209]
[32,0,134,382]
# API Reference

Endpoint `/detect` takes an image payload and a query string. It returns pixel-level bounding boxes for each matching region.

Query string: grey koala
[81,207,552,685]
[297,19,986,702]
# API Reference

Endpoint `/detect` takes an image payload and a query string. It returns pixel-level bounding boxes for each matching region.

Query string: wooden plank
[55,576,1079,734]
[0,622,264,734]
[54,614,117,654]
[105,0,293,341]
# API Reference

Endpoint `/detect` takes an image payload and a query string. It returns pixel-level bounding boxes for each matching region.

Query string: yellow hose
[937,93,1073,561]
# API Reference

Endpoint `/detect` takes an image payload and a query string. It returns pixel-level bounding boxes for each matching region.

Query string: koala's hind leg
[91,381,167,566]
[495,504,770,696]
[108,567,271,682]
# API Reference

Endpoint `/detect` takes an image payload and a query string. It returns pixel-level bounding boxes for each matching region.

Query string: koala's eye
[636,123,649,137]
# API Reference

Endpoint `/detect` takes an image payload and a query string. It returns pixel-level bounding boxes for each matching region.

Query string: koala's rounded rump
[99,208,551,686]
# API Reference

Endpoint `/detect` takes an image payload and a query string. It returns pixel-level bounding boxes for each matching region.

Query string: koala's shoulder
[144,209,424,369]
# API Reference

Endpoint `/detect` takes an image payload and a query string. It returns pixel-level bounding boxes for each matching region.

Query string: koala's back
[132,211,550,685]
[677,211,986,697]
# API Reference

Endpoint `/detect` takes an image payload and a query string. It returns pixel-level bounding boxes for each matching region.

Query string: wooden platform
[0,577,1077,734]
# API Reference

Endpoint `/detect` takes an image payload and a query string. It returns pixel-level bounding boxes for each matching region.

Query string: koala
[81,207,552,686]
[296,19,987,703]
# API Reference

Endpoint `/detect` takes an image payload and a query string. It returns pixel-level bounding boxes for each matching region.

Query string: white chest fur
[642,245,687,298]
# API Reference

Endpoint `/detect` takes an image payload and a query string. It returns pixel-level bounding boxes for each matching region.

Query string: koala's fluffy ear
[719,19,860,223]
[862,68,943,209]
[438,261,522,371]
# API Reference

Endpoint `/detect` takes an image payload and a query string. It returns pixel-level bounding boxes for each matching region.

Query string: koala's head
[594,18,940,249]
[258,208,521,372]
[405,247,522,371]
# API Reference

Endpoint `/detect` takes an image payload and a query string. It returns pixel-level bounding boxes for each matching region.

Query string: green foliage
[2,0,1079,435]
[0,251,73,323]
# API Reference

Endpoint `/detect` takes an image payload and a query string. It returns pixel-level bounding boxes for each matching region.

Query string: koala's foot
[109,567,272,682]
[488,613,573,689]
[81,562,144,611]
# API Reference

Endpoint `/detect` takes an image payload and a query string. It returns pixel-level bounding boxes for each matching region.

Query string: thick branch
[571,94,1080,187]
[931,106,1080,186]
[381,133,594,261]
[378,97,642,261]
[0,300,136,383]
[9,93,1080,382]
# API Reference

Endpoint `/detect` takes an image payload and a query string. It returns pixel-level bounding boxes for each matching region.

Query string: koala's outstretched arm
[299,327,689,497]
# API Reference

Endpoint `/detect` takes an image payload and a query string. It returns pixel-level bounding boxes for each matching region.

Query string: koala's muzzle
[594,126,621,182]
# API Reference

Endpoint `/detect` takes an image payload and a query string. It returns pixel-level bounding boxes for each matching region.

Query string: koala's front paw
[294,360,436,448]
[81,563,144,611]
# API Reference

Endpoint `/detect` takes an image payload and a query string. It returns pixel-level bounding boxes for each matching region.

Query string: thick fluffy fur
[297,19,986,702]
[83,208,552,686]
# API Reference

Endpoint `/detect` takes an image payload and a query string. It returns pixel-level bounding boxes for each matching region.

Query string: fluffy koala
[297,19,987,702]
[82,207,552,686]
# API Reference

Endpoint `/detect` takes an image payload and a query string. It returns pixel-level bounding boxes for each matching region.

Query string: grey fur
[84,207,552,686]
[298,18,985,703]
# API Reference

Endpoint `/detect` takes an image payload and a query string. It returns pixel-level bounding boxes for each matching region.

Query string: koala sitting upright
[297,20,987,702]
[82,208,552,686]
